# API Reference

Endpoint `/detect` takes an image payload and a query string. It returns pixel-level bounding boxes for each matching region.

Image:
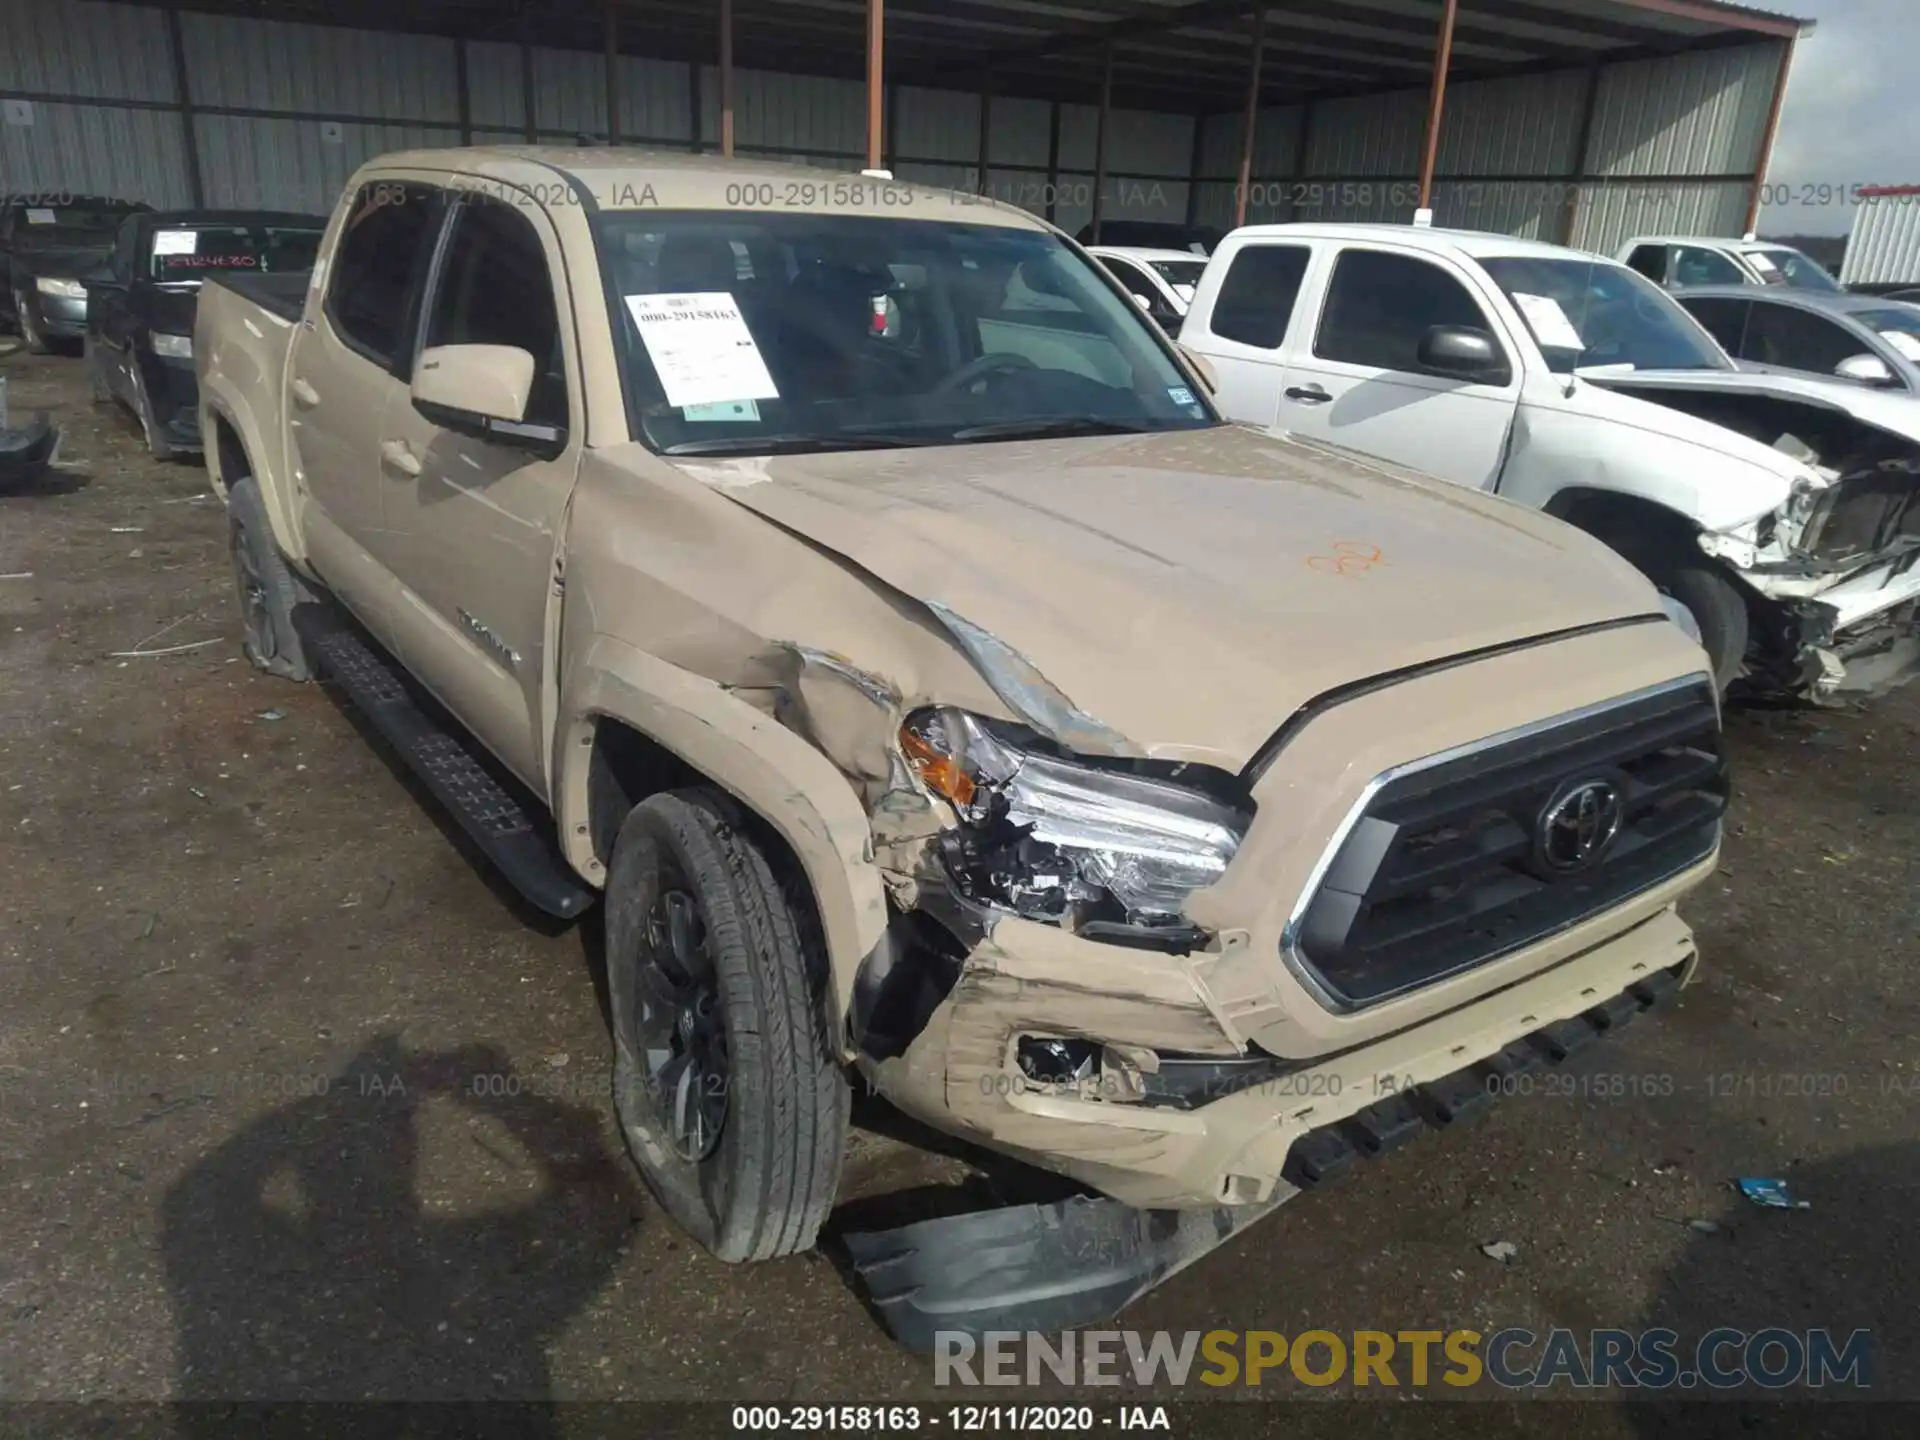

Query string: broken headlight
[900,708,1248,929]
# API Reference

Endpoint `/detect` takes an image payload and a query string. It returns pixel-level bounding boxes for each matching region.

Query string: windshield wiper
[660,433,938,456]
[948,416,1160,442]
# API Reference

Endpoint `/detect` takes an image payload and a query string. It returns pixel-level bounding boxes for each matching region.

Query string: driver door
[379,195,583,793]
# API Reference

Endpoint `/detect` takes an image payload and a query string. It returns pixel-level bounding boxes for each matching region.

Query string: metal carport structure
[1,0,1810,251]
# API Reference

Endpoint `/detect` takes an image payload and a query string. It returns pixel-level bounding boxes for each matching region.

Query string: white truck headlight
[151,333,193,359]
[35,276,87,299]
[900,708,1248,928]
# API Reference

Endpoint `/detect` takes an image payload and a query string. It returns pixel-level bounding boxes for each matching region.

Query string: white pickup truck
[1179,224,1920,700]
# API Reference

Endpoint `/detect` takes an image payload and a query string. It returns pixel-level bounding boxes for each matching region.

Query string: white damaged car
[1178,224,1920,700]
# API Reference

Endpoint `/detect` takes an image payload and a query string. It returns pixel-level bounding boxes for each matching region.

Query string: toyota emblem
[1538,779,1626,873]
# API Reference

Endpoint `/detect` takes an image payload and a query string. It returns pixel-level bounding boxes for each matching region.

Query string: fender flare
[553,633,890,1040]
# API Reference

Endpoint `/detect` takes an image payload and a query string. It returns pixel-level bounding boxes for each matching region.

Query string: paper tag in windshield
[1881,330,1920,361]
[153,229,198,256]
[1513,292,1585,351]
[24,208,55,225]
[624,292,779,410]
[1747,251,1779,273]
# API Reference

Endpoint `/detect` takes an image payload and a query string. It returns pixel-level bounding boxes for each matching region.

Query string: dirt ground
[1,344,1915,1429]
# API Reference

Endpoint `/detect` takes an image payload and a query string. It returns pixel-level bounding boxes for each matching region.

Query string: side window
[1315,248,1505,379]
[1670,245,1745,288]
[1743,303,1865,376]
[1210,244,1310,349]
[1625,245,1668,283]
[1102,259,1158,307]
[324,183,441,367]
[421,200,568,430]
[1679,297,1750,356]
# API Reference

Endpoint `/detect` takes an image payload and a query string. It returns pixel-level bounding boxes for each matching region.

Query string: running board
[292,606,596,920]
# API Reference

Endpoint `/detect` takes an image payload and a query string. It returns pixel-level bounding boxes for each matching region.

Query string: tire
[1654,558,1750,693]
[605,789,847,1262]
[15,292,50,355]
[227,476,314,682]
[132,368,179,462]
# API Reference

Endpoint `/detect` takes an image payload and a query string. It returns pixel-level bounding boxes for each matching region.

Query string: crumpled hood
[668,426,1666,769]
[1578,366,1920,456]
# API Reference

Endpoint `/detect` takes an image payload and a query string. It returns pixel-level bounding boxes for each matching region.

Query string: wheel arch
[556,634,890,1056]
[1541,486,1704,563]
[200,385,308,570]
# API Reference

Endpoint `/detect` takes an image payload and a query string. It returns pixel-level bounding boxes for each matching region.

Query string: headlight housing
[900,708,1249,932]
[35,276,87,300]
[151,332,193,360]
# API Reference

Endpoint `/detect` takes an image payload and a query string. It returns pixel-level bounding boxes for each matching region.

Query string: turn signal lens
[899,723,975,810]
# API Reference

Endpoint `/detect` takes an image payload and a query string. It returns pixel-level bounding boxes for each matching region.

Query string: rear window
[147,225,324,282]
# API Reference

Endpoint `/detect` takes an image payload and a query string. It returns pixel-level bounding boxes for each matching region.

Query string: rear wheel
[605,790,847,1262]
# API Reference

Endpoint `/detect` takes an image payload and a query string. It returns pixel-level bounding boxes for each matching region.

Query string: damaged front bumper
[1733,547,1920,699]
[857,886,1703,1211]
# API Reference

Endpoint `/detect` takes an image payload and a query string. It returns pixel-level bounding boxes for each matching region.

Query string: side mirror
[1417,324,1511,384]
[1177,343,1218,395]
[411,343,561,452]
[1835,353,1898,387]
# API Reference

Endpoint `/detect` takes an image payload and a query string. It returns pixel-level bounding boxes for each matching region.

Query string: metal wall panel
[0,0,176,102]
[896,85,980,164]
[1568,180,1751,253]
[712,68,865,159]
[1198,105,1305,182]
[1306,89,1426,177]
[182,12,459,122]
[533,47,608,138]
[986,96,1052,169]
[194,114,459,214]
[984,166,1057,218]
[614,55,693,144]
[0,100,191,205]
[1057,104,1192,176]
[465,41,528,133]
[1842,197,1920,286]
[1438,70,1587,177]
[1585,43,1781,178]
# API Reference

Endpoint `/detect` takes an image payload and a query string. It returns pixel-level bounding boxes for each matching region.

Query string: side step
[292,606,596,920]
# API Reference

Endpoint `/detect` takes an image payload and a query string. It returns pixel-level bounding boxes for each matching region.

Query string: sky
[1760,0,1917,235]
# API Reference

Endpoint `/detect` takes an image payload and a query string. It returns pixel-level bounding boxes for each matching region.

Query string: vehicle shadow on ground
[1624,1141,1916,1438]
[161,1035,641,1424]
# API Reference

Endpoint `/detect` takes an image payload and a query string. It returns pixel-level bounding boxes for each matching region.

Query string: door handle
[379,438,422,477]
[1285,384,1332,405]
[291,377,320,408]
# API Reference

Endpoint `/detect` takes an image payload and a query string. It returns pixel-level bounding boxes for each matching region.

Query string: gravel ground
[1,345,1915,1431]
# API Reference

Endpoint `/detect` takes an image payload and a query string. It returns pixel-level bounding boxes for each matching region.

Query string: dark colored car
[2,197,151,353]
[1073,220,1222,255]
[1673,283,1920,394]
[84,209,327,458]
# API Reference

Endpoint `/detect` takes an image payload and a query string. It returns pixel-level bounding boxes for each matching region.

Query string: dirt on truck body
[194,145,1727,1347]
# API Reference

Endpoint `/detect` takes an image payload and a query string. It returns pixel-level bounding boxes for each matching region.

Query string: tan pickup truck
[196,147,1726,1346]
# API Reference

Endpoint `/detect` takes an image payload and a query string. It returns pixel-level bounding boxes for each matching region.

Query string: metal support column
[1415,0,1460,221]
[455,38,472,146]
[976,66,992,196]
[1090,40,1113,242]
[1743,36,1797,236]
[1234,5,1267,227]
[165,5,204,206]
[866,0,885,171]
[604,0,620,144]
[721,0,736,157]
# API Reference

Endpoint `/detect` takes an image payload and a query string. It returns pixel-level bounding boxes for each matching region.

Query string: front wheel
[1652,559,1750,693]
[605,790,848,1262]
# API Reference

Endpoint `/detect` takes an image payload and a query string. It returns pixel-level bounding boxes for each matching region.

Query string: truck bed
[203,270,309,324]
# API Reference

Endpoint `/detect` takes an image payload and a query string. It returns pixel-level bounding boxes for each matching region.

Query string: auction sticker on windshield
[153,229,198,256]
[25,208,55,225]
[1513,292,1584,352]
[624,291,779,409]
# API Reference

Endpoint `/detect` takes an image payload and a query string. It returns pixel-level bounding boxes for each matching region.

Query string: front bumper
[137,352,204,450]
[861,881,1706,1209]
[1746,551,1920,698]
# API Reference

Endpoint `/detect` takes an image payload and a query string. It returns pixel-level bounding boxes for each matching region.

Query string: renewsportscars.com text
[934,1328,1873,1391]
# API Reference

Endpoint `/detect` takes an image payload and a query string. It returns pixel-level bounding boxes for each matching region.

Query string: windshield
[1149,258,1207,295]
[15,204,135,249]
[595,212,1217,455]
[146,224,324,283]
[1752,247,1841,292]
[1481,256,1732,374]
